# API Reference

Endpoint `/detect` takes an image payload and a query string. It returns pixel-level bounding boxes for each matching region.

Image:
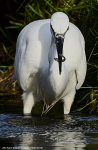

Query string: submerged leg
[22,92,35,115]
[63,89,76,114]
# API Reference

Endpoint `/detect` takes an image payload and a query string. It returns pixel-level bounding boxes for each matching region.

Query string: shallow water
[0,94,98,150]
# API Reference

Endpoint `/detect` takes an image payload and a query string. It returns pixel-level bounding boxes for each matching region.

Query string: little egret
[14,12,87,115]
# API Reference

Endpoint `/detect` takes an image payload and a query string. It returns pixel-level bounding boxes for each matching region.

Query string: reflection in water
[0,97,98,150]
[15,131,86,150]
[7,114,87,150]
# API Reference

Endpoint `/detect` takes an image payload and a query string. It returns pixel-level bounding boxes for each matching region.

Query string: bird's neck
[48,44,68,97]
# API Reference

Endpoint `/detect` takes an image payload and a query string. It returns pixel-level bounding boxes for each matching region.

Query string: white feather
[14,12,87,114]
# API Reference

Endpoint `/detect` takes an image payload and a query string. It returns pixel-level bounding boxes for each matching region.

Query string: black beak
[55,35,65,74]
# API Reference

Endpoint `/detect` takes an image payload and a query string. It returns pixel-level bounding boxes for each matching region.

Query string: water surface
[0,94,98,150]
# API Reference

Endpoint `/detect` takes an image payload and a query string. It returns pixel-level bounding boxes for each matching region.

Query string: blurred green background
[0,0,98,114]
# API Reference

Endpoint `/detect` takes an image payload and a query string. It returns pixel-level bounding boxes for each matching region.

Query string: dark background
[0,0,25,42]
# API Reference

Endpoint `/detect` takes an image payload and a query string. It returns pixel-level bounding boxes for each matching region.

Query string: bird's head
[50,12,69,75]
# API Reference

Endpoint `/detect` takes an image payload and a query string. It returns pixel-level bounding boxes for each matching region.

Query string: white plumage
[14,12,87,115]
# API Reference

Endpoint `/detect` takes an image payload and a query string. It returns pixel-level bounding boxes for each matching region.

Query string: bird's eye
[50,25,53,31]
[67,26,69,31]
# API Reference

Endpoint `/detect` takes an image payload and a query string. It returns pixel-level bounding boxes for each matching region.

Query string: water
[0,94,98,150]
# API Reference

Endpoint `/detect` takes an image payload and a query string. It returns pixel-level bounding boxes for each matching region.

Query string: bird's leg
[63,90,76,114]
[22,92,35,115]
[46,103,51,109]
[41,102,52,116]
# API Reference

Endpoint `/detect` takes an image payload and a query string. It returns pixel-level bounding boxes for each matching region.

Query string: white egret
[14,12,87,115]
